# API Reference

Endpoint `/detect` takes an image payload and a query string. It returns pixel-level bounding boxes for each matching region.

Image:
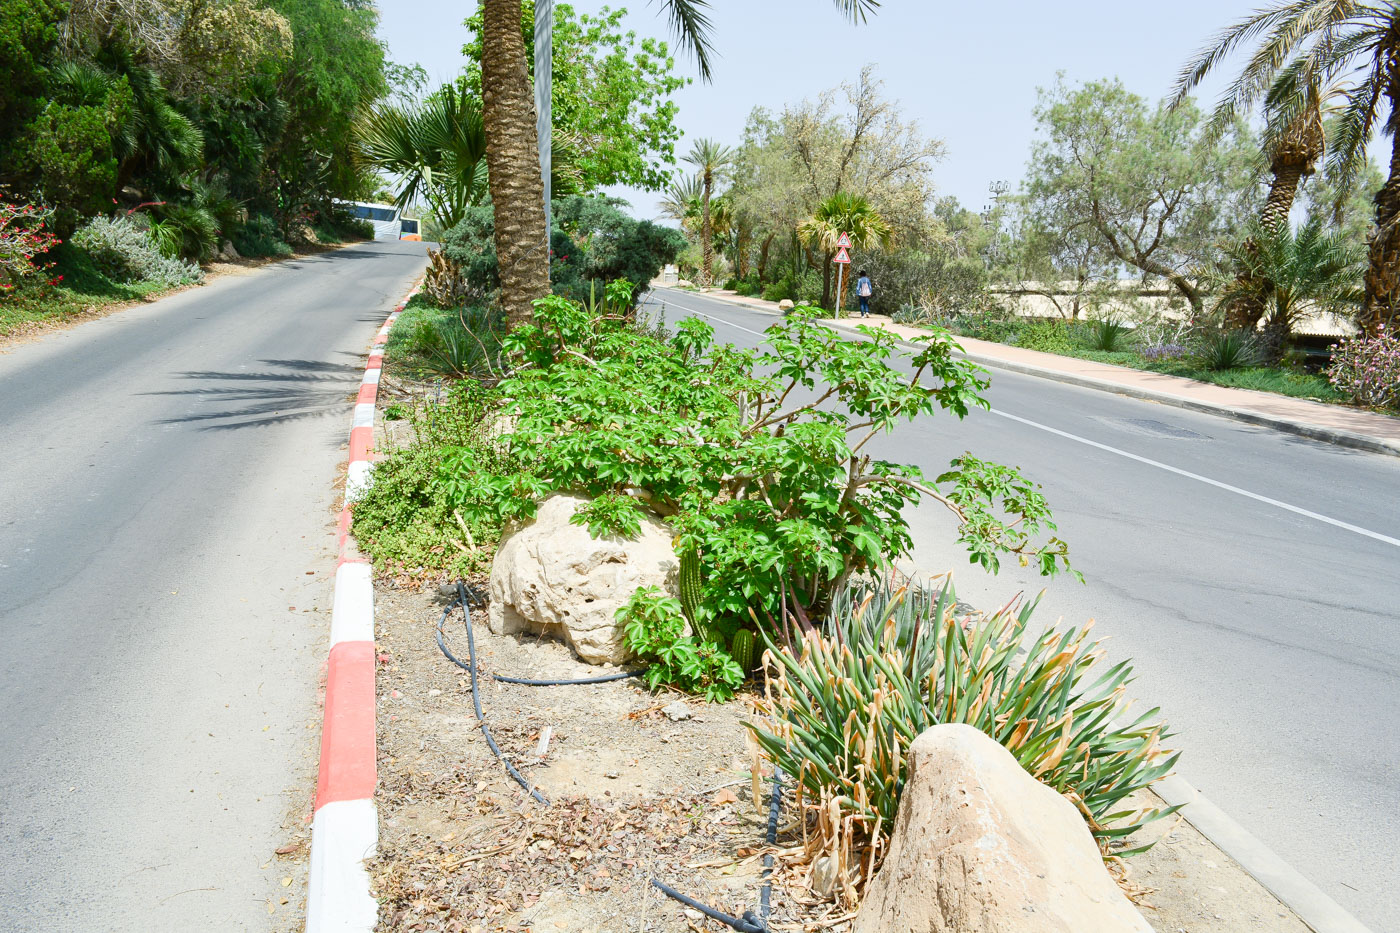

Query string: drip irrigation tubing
[434,579,785,931]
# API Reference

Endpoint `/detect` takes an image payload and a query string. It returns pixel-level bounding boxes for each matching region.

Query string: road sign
[835,232,852,248]
[833,246,851,264]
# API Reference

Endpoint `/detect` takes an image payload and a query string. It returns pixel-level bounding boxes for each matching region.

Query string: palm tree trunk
[700,169,714,285]
[757,232,775,282]
[481,0,550,328]
[1226,159,1311,331]
[1362,81,1400,335]
[736,221,751,280]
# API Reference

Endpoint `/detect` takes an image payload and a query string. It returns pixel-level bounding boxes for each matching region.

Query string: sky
[374,0,1264,220]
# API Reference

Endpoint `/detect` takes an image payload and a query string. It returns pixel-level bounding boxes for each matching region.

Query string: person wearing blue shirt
[856,270,873,317]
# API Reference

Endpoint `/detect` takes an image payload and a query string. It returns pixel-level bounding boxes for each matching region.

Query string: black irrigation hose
[650,769,784,933]
[435,582,547,804]
[435,579,786,930]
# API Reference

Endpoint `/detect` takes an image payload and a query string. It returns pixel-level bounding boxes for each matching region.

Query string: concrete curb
[654,288,1400,459]
[306,281,420,933]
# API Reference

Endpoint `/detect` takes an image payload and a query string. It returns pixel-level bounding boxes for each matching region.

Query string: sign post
[833,233,852,317]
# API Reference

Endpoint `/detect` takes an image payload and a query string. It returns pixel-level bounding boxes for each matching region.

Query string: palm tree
[660,174,703,232]
[479,0,881,325]
[353,85,489,230]
[798,191,892,311]
[682,138,734,285]
[1212,216,1364,360]
[1174,2,1400,335]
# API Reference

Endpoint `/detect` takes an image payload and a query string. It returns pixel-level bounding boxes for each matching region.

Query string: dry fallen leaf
[712,788,738,805]
[281,876,292,887]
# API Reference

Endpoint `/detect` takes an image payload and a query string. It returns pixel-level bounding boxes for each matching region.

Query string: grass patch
[1190,366,1346,401]
[0,244,171,337]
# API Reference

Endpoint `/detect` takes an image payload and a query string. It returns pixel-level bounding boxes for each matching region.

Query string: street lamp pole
[535,0,553,266]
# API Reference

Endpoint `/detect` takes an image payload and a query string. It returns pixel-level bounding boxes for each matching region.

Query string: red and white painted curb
[306,282,419,933]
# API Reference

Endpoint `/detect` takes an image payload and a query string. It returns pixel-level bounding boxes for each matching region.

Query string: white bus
[342,202,421,241]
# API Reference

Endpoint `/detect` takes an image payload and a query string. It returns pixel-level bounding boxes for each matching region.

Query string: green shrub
[1016,319,1076,354]
[232,214,292,258]
[760,278,791,302]
[17,103,121,231]
[71,215,203,287]
[407,305,506,379]
[619,587,744,701]
[1327,330,1400,409]
[1193,330,1260,371]
[750,575,1178,897]
[1086,317,1132,352]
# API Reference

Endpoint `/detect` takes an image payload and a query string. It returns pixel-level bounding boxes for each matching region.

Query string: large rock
[777,299,795,311]
[853,723,1152,933]
[488,494,678,665]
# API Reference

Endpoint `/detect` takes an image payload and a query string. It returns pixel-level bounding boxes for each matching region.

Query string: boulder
[777,299,795,311]
[488,494,678,665]
[215,240,241,262]
[853,723,1152,933]
[676,279,694,289]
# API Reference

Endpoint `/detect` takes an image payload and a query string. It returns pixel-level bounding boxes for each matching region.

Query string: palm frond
[653,0,716,81]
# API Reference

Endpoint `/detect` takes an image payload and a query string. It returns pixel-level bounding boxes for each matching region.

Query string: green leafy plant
[71,214,203,287]
[1194,329,1260,371]
[1087,317,1131,351]
[383,402,408,421]
[619,587,744,701]
[1016,318,1076,354]
[231,213,292,258]
[750,575,1178,904]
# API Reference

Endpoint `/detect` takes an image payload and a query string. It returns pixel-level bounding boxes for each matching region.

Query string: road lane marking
[990,408,1400,548]
[650,292,1400,550]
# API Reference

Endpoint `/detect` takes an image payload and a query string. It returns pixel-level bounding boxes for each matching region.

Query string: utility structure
[535,0,554,266]
[833,232,852,317]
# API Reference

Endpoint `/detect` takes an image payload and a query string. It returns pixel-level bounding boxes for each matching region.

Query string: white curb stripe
[361,369,381,386]
[330,562,374,647]
[345,461,373,502]
[352,403,375,429]
[306,799,378,933]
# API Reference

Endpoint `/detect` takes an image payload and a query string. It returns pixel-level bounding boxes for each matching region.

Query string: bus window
[399,218,421,241]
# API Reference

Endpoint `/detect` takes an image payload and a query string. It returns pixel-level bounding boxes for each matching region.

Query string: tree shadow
[145,357,365,431]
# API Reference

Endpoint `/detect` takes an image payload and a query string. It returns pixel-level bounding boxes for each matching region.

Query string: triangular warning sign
[835,232,852,248]
[833,246,851,263]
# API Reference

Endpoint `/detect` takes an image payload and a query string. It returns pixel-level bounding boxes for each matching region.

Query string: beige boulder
[854,723,1152,933]
[488,494,677,665]
[777,299,795,311]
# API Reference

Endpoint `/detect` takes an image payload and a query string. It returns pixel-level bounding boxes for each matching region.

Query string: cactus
[678,547,703,627]
[730,628,756,672]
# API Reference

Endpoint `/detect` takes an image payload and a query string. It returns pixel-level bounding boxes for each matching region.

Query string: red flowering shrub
[0,199,60,297]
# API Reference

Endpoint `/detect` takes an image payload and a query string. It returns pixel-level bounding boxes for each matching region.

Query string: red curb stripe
[356,382,378,405]
[315,640,377,809]
[348,426,373,462]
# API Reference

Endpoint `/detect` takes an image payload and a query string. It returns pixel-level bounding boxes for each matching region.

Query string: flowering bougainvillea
[1328,326,1400,411]
[0,200,61,297]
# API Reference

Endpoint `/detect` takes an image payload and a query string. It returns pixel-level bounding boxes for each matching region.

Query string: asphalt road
[643,287,1400,932]
[0,240,427,931]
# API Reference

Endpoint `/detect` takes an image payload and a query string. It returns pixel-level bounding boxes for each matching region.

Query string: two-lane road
[645,287,1400,931]
[0,240,426,931]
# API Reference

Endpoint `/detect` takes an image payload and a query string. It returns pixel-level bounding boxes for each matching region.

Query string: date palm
[1174,1,1400,335]
[798,191,892,311]
[479,0,881,325]
[682,138,734,284]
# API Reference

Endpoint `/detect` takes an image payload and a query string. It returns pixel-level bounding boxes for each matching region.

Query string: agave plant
[749,574,1179,905]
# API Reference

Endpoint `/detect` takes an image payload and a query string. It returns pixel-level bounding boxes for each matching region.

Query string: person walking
[856,269,873,318]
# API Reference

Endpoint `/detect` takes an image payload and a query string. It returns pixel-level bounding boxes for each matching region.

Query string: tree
[682,137,733,285]
[1172,1,1400,334]
[1024,78,1259,319]
[463,2,689,191]
[798,191,891,311]
[477,0,882,326]
[1210,217,1363,358]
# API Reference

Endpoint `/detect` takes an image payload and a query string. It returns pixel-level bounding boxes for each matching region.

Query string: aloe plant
[748,575,1179,899]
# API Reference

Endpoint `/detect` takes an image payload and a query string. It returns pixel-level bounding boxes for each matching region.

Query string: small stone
[811,855,838,898]
[604,770,620,779]
[684,908,703,921]
[662,701,692,722]
[428,689,442,697]
[437,582,458,597]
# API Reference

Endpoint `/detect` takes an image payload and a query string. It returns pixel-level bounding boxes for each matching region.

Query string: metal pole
[835,261,844,318]
[534,0,553,267]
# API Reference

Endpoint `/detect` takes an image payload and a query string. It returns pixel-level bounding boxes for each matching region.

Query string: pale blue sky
[375,1,1272,218]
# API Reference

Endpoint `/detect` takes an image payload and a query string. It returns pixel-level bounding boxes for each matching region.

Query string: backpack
[857,278,872,297]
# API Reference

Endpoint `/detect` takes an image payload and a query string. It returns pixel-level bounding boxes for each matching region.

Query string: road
[644,287,1400,931]
[0,240,427,931]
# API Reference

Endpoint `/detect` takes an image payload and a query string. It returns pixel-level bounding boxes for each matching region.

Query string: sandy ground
[366,581,1310,933]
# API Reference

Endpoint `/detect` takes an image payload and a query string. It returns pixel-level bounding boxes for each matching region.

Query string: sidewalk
[667,286,1400,458]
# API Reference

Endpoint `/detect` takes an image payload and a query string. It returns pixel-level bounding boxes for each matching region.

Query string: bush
[71,215,203,287]
[1193,330,1260,371]
[1016,318,1076,354]
[1086,317,1131,352]
[407,304,506,379]
[749,575,1178,902]
[760,278,791,302]
[16,103,121,232]
[1328,328,1400,410]
[232,213,292,258]
[440,195,685,308]
[0,199,60,295]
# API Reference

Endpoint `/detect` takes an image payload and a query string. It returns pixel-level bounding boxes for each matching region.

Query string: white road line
[991,408,1400,548]
[654,292,1400,550]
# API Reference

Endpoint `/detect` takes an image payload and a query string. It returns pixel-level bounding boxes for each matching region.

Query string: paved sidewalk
[660,286,1400,457]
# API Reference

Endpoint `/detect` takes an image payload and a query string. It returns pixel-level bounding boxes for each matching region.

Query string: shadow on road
[145,357,364,431]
